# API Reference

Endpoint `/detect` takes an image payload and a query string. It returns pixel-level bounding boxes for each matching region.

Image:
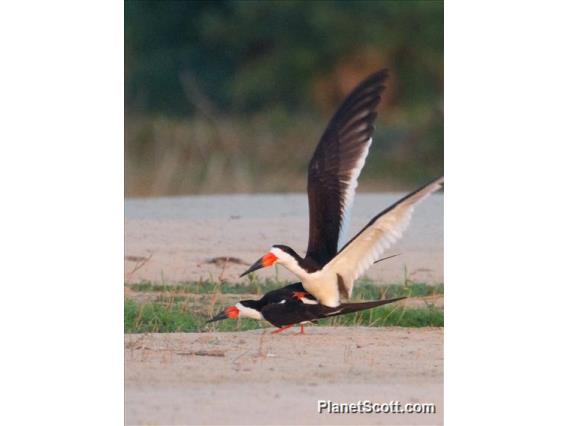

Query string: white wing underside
[325,177,443,297]
[337,137,372,250]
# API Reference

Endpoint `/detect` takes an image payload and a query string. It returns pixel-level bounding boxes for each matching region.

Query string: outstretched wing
[324,177,444,298]
[305,69,389,268]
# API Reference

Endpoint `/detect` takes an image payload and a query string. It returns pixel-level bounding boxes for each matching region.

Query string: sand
[125,327,443,425]
[124,192,444,425]
[125,193,443,285]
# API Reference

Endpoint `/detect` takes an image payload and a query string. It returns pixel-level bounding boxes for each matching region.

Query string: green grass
[127,279,286,296]
[126,279,443,299]
[320,304,443,328]
[125,299,262,333]
[125,299,443,333]
[125,279,443,333]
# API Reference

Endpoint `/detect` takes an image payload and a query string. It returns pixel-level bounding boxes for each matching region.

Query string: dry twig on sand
[176,350,225,357]
[126,253,154,280]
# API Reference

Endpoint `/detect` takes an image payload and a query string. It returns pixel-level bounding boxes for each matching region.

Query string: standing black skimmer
[239,69,444,307]
[206,281,406,334]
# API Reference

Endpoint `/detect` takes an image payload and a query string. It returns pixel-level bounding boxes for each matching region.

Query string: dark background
[125,0,443,196]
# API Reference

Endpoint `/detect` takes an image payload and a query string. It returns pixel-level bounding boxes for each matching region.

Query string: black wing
[262,296,406,328]
[261,298,320,328]
[306,69,389,267]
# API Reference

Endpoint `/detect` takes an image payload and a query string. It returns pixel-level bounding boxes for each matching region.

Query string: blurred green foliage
[125,1,443,196]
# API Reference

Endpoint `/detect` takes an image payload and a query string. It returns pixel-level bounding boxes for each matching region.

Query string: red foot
[271,324,293,334]
[292,291,308,301]
[271,324,307,335]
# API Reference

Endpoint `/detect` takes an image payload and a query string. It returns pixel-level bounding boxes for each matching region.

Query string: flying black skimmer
[206,281,406,334]
[239,69,444,307]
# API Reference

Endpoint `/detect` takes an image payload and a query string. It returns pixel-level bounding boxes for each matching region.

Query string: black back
[257,282,308,306]
[239,282,317,312]
[261,296,406,328]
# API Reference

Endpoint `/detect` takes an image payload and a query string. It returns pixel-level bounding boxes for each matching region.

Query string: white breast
[301,271,341,307]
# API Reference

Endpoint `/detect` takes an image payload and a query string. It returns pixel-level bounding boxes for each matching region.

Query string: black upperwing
[261,296,406,328]
[261,298,322,328]
[305,69,389,268]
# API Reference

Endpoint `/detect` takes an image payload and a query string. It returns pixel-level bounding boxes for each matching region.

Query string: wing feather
[324,177,444,297]
[306,69,389,267]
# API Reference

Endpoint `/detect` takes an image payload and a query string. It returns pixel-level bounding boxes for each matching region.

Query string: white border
[1,2,124,424]
[446,1,568,424]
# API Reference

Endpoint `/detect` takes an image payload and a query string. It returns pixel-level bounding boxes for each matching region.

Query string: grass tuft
[125,279,443,333]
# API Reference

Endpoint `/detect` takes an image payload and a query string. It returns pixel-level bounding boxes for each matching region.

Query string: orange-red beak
[225,306,239,318]
[239,253,277,278]
[206,305,239,323]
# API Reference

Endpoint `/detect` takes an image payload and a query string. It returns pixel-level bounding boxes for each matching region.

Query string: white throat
[235,302,263,320]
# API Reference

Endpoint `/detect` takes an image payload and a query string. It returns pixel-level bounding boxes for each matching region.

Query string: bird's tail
[327,297,407,317]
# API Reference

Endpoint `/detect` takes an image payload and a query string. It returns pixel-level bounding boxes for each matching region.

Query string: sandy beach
[125,327,443,425]
[125,193,443,285]
[124,192,444,425]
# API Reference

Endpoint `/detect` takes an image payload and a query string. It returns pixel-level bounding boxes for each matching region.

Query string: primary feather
[306,69,389,267]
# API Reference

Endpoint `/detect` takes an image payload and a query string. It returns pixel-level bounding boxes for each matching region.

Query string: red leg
[294,324,305,336]
[271,324,293,334]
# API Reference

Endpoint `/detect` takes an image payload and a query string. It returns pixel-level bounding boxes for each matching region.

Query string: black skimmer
[239,69,444,307]
[207,254,401,333]
[206,281,406,334]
